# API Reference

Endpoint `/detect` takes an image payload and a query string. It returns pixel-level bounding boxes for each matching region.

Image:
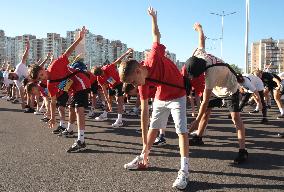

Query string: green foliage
[230,64,243,73]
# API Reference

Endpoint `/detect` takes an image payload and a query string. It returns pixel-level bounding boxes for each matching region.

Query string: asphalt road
[0,95,283,192]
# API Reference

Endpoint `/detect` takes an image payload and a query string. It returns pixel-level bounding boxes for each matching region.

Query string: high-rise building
[249,38,284,73]
[0,30,5,64]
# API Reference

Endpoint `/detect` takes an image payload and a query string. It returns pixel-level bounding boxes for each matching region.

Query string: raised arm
[148,7,160,43]
[193,23,205,49]
[64,26,87,58]
[21,41,30,64]
[39,53,52,67]
[113,48,133,66]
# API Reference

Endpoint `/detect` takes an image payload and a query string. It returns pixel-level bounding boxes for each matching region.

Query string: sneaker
[276,114,284,119]
[58,130,74,138]
[88,110,96,118]
[40,117,50,122]
[277,132,284,138]
[249,110,259,114]
[127,109,139,116]
[189,134,204,146]
[94,113,108,121]
[172,170,189,190]
[11,99,19,104]
[7,97,15,101]
[52,126,66,134]
[124,155,148,170]
[67,140,86,153]
[261,118,268,124]
[24,108,35,113]
[112,119,123,128]
[234,149,248,164]
[34,110,43,115]
[153,136,166,146]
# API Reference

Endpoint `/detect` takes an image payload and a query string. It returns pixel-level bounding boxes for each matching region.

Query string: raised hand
[79,26,87,39]
[147,6,157,18]
[193,23,203,31]
[126,48,133,54]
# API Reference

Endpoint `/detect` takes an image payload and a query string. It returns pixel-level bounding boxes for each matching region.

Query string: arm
[39,53,52,67]
[64,26,87,57]
[21,41,30,64]
[193,23,205,49]
[101,84,112,112]
[148,7,160,43]
[140,98,149,156]
[113,48,133,66]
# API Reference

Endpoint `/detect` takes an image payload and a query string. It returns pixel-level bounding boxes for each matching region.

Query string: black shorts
[91,82,99,94]
[108,83,124,97]
[208,90,240,112]
[56,92,69,107]
[69,89,90,108]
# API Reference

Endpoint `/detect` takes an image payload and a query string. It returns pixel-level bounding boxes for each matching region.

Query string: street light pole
[210,11,236,59]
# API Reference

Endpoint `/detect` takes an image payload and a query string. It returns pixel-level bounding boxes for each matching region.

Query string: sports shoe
[277,132,284,138]
[127,109,139,116]
[172,170,189,190]
[24,108,35,113]
[124,155,148,170]
[7,97,15,101]
[67,140,86,153]
[189,134,204,146]
[94,113,108,121]
[261,118,268,124]
[276,114,284,119]
[88,110,96,118]
[234,149,248,164]
[34,110,43,115]
[11,99,19,104]
[249,110,259,114]
[58,130,74,138]
[40,117,50,122]
[52,126,66,134]
[112,119,123,128]
[153,136,166,146]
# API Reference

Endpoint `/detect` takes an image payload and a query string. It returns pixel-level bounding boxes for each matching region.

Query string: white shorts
[150,96,187,134]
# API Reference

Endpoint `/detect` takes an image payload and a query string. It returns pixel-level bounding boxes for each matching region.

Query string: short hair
[26,82,37,94]
[119,59,140,82]
[29,64,43,80]
[93,66,103,76]
[123,83,136,94]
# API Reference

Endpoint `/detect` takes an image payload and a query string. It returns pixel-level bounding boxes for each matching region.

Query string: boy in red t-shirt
[93,48,133,127]
[29,27,90,152]
[119,7,189,190]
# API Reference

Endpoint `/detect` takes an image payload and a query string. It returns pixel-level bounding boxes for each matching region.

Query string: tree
[230,64,243,74]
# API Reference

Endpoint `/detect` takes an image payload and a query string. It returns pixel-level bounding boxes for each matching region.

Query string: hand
[188,120,199,132]
[147,6,157,18]
[193,23,203,31]
[46,52,52,59]
[79,26,87,39]
[26,41,30,49]
[48,118,56,129]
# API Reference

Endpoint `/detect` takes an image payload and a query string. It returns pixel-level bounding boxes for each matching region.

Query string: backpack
[48,61,90,92]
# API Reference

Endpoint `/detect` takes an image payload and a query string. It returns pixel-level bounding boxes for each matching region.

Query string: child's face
[37,69,48,81]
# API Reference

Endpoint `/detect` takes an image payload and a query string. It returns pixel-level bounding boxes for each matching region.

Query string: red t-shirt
[97,63,121,88]
[181,65,205,97]
[138,43,186,101]
[47,54,91,97]
[88,71,97,85]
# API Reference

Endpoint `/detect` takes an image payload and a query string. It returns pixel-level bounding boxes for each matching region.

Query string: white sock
[59,120,65,128]
[78,129,85,142]
[255,104,259,111]
[133,107,138,112]
[67,122,73,132]
[181,157,189,174]
[280,108,284,115]
[118,113,122,121]
[103,111,108,117]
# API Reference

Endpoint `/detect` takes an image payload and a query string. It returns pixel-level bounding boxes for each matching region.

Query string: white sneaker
[172,170,189,190]
[94,113,108,121]
[34,110,43,115]
[1,96,8,99]
[124,155,148,170]
[112,119,123,128]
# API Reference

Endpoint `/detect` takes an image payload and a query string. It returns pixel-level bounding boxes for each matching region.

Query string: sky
[0,0,283,69]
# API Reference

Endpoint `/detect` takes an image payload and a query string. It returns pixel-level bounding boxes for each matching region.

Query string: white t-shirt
[14,62,28,88]
[243,74,264,91]
[3,71,13,86]
[240,77,256,93]
[194,48,239,97]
